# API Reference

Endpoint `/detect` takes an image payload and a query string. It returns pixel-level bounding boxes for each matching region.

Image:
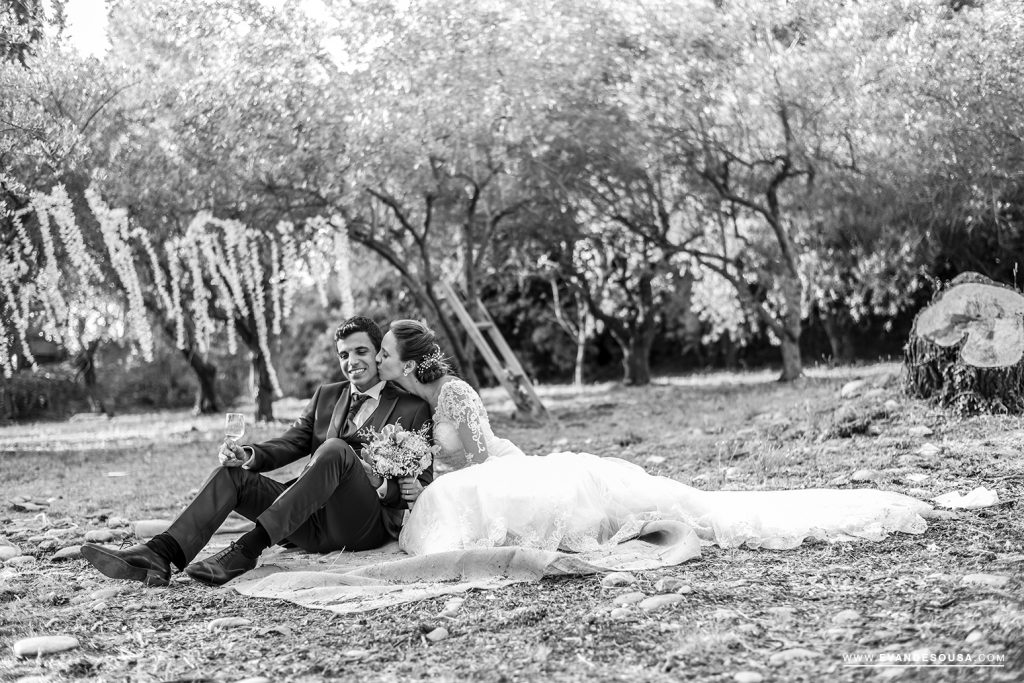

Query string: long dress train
[399,379,931,556]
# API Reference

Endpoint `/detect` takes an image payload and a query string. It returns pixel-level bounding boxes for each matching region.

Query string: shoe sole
[80,545,170,587]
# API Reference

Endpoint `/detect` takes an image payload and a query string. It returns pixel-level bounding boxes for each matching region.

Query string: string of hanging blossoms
[0,184,312,392]
[303,214,355,315]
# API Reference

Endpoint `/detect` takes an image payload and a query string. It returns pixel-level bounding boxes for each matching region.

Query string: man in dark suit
[81,316,432,587]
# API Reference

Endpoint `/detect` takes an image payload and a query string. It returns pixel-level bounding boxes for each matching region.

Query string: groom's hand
[398,476,423,504]
[218,440,254,469]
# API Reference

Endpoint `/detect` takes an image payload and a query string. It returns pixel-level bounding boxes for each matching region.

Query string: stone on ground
[51,546,82,561]
[13,635,80,658]
[654,577,692,594]
[612,591,646,606]
[851,469,880,482]
[960,573,1010,588]
[601,572,636,587]
[733,672,764,683]
[0,545,20,562]
[208,617,252,631]
[84,529,115,543]
[638,594,684,611]
[132,519,171,538]
[5,556,35,568]
[832,609,862,624]
[425,627,449,642]
[840,379,868,398]
[438,597,465,617]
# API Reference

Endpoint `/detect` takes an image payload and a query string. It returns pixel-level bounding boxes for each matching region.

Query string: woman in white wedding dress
[376,320,932,556]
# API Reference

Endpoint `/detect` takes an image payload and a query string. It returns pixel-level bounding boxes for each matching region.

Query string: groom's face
[336,332,380,392]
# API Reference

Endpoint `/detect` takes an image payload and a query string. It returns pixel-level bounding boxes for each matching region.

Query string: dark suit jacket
[246,380,432,537]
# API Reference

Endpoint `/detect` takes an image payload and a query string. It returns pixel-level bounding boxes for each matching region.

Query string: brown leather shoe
[81,543,171,587]
[184,542,257,587]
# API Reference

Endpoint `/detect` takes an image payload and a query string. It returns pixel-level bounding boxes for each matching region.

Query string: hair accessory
[415,344,450,381]
[420,344,445,368]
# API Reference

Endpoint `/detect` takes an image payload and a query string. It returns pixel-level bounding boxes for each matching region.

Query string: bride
[375,320,932,556]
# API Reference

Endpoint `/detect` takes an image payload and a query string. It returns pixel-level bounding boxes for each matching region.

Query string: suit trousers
[165,438,391,563]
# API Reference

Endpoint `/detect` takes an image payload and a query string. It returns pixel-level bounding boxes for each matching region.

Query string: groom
[81,316,432,587]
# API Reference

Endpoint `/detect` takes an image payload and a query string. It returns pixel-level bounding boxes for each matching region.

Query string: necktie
[345,392,370,432]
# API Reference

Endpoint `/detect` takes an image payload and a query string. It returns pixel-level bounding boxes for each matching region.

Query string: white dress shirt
[350,381,389,498]
[349,380,384,427]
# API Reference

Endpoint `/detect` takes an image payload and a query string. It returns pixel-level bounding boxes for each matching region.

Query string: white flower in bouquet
[360,421,438,479]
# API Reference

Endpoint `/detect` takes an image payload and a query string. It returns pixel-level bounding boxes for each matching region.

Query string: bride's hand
[398,476,423,504]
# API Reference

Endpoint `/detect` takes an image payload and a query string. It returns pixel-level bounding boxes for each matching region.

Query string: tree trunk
[184,351,219,414]
[250,349,275,422]
[720,336,739,370]
[157,318,220,416]
[778,330,803,381]
[73,340,113,416]
[820,308,856,366]
[904,272,1024,414]
[573,318,586,387]
[235,319,275,421]
[776,276,804,382]
[620,329,654,386]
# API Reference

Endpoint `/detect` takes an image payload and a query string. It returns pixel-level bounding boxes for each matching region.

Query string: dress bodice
[433,378,523,463]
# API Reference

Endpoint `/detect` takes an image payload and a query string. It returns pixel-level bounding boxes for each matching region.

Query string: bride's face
[376,331,407,381]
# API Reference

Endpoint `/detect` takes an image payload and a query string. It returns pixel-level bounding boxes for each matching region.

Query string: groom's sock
[235,523,271,560]
[145,533,187,572]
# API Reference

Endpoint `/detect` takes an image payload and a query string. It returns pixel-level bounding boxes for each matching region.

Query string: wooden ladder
[438,281,549,421]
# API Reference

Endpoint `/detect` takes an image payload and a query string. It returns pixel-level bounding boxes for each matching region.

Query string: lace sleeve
[435,379,490,463]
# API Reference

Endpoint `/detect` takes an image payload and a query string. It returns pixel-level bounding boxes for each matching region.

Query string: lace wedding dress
[398,379,932,556]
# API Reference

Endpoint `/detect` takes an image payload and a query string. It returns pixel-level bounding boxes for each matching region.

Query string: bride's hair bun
[390,319,452,382]
[415,343,450,383]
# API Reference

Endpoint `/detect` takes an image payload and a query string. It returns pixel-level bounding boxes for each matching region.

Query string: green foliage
[4,0,1024,401]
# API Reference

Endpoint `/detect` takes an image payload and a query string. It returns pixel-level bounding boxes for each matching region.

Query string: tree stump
[904,272,1024,414]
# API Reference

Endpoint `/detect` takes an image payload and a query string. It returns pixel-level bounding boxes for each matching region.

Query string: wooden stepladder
[438,281,549,421]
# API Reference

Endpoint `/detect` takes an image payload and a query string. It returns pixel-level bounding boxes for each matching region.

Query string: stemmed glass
[224,413,246,441]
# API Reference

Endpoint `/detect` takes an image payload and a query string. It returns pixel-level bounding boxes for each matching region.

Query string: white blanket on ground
[229,520,701,615]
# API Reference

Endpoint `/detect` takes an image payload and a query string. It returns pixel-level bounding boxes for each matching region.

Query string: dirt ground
[0,362,1021,682]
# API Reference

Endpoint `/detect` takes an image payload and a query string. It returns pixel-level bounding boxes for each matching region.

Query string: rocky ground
[1,363,1021,681]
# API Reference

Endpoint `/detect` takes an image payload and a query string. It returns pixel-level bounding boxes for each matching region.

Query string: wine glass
[224,413,246,441]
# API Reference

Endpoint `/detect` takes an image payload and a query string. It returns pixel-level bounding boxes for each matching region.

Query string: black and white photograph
[1,0,1021,680]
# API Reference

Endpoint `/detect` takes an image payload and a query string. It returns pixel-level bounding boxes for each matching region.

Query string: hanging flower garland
[302,215,354,313]
[304,215,333,307]
[1,181,299,395]
[133,227,175,315]
[195,229,239,355]
[28,192,68,335]
[40,185,101,282]
[166,243,187,350]
[269,238,283,337]
[84,188,154,362]
[276,221,299,321]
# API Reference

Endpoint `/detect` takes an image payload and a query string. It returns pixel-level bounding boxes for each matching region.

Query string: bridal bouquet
[360,422,438,478]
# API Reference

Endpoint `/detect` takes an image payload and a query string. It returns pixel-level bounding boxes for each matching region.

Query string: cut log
[904,272,1024,414]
